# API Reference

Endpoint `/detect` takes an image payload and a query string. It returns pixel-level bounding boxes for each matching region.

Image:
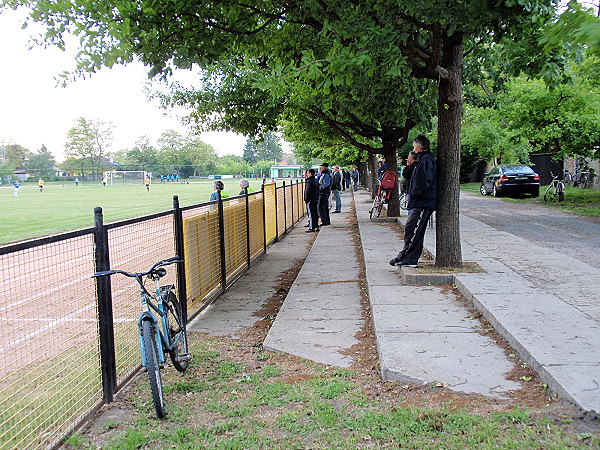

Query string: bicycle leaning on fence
[544,171,565,203]
[93,257,191,418]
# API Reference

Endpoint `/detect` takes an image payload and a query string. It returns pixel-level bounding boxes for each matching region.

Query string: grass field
[0,179,267,245]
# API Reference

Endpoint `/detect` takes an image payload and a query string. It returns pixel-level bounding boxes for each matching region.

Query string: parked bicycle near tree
[93,257,190,418]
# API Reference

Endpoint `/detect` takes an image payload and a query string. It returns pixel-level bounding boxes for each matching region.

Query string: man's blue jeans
[333,189,341,212]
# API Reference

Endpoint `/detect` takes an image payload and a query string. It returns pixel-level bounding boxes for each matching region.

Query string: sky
[0,8,248,161]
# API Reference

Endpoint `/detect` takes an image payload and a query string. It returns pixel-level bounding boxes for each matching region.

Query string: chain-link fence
[0,180,305,449]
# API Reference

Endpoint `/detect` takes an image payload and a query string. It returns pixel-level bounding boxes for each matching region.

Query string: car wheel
[480,183,489,196]
[531,189,539,198]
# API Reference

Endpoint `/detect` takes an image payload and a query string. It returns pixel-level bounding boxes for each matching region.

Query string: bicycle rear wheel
[376,199,384,217]
[399,193,408,210]
[557,182,565,202]
[142,320,166,418]
[165,292,189,372]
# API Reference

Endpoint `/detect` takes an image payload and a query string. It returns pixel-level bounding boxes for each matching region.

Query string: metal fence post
[172,195,188,324]
[290,180,294,225]
[261,183,267,252]
[283,181,287,233]
[244,188,251,268]
[274,182,279,243]
[217,191,227,291]
[93,207,117,402]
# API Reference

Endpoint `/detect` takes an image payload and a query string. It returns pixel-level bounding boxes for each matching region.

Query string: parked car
[480,164,540,197]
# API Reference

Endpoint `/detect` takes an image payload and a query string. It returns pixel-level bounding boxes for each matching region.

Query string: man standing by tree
[331,165,343,213]
[389,135,437,268]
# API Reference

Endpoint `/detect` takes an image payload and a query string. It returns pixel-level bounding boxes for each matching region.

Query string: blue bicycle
[94,257,190,418]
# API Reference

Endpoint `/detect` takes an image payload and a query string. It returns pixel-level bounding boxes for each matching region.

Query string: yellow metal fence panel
[183,209,221,315]
[276,186,286,238]
[285,184,293,232]
[248,194,265,260]
[263,183,277,245]
[223,199,248,281]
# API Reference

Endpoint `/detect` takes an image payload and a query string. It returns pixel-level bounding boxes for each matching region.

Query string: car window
[503,165,534,174]
[490,167,500,175]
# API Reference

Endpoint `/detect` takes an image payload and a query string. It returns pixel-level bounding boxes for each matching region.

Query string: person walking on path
[331,165,343,213]
[304,168,319,232]
[351,167,359,191]
[389,135,437,268]
[343,169,351,190]
[317,163,332,226]
[38,178,44,192]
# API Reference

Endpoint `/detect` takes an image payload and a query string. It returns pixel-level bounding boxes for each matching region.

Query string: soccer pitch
[0,179,267,245]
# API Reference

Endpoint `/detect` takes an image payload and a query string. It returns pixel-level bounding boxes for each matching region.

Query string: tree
[242,138,258,164]
[156,130,218,177]
[112,136,159,171]
[23,144,57,177]
[12,0,565,266]
[65,117,113,177]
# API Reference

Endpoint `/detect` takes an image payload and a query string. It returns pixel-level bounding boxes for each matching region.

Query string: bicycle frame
[138,281,178,367]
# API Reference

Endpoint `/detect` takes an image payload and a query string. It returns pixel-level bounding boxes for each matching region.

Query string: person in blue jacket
[317,163,332,226]
[389,135,437,268]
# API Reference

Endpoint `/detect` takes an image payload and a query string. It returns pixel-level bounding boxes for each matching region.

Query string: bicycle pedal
[177,353,192,362]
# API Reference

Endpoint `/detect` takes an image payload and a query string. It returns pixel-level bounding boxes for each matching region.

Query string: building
[270,165,304,179]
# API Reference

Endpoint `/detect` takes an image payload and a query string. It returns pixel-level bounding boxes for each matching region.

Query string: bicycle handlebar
[92,256,183,279]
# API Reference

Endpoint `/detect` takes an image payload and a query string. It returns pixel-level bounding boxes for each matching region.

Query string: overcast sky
[0,8,248,161]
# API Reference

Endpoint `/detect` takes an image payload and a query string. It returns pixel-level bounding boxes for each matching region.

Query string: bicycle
[93,257,191,418]
[399,192,408,211]
[543,171,565,203]
[369,171,398,219]
[564,168,591,189]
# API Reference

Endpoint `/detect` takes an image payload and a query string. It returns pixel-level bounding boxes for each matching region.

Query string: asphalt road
[459,192,600,270]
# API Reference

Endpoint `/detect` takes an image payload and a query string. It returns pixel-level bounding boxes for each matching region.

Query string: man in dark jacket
[317,163,332,226]
[389,135,437,267]
[304,169,319,232]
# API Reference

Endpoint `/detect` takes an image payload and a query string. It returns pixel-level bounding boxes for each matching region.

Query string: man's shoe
[397,261,418,268]
[332,210,341,213]
[319,223,330,226]
[304,223,310,227]
[389,258,401,266]
[305,229,317,233]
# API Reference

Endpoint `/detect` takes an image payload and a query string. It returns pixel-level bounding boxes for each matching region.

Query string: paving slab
[263,197,364,367]
[392,193,600,413]
[354,190,523,397]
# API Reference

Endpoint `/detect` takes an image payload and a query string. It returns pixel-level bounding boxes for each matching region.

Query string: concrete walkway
[190,188,600,413]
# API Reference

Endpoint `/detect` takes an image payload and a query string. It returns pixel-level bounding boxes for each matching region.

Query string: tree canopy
[5,0,584,265]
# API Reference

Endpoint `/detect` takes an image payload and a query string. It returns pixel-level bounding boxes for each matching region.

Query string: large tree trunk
[436,32,464,267]
[367,153,378,198]
[382,143,400,217]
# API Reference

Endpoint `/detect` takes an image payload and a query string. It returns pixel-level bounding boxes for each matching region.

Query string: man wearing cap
[317,163,332,226]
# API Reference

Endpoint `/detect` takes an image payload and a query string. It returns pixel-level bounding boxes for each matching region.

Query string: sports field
[0,179,267,245]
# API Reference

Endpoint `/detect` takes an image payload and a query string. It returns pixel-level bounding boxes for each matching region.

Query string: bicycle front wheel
[543,184,555,202]
[142,320,166,418]
[165,292,189,373]
[369,197,379,219]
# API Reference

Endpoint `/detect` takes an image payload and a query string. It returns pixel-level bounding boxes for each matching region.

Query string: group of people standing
[303,164,359,232]
[300,134,438,269]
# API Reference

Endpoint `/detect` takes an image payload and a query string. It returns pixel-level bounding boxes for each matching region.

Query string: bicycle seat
[151,268,167,278]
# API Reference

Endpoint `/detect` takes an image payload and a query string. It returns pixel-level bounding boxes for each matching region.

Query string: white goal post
[104,171,151,185]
